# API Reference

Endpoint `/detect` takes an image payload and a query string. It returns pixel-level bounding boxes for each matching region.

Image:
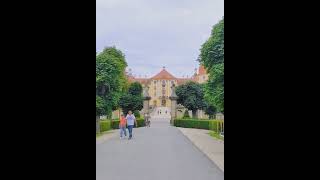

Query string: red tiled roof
[127,67,200,85]
[151,68,177,80]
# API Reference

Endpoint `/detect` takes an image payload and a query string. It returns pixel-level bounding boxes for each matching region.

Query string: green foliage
[119,94,143,115]
[208,120,224,133]
[96,46,128,116]
[204,64,224,113]
[119,82,143,115]
[174,119,210,129]
[199,18,224,113]
[136,118,145,127]
[128,82,143,96]
[111,120,120,129]
[111,118,145,129]
[133,110,141,118]
[174,119,223,132]
[199,18,224,70]
[100,120,111,132]
[176,81,206,116]
[96,96,107,116]
[203,102,217,119]
[209,131,224,140]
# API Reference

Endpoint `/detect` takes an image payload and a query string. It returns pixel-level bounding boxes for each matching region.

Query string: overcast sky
[96,0,224,78]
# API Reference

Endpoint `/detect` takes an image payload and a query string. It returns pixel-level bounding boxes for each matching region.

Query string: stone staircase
[150,107,171,119]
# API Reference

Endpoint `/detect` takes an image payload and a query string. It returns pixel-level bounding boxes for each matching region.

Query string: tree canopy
[199,18,224,113]
[176,81,206,117]
[96,46,128,117]
[128,82,143,96]
[119,82,143,115]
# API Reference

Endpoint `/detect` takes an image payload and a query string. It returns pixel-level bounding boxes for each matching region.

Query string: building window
[161,99,166,106]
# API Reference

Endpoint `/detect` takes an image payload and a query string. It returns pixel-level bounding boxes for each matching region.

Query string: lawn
[209,131,224,141]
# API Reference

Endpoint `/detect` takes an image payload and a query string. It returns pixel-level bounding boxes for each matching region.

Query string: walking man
[126,110,137,140]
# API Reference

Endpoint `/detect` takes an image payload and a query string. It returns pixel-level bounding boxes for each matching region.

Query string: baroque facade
[127,66,208,109]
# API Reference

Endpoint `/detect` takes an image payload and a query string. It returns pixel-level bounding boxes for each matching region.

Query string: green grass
[209,131,224,141]
[96,131,112,138]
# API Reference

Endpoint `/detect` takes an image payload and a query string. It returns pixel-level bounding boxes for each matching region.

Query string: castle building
[127,65,208,109]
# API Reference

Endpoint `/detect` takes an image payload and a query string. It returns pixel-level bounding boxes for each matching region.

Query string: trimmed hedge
[100,120,111,132]
[174,119,224,132]
[111,120,120,129]
[209,120,224,133]
[174,119,209,129]
[111,118,145,129]
[136,118,145,127]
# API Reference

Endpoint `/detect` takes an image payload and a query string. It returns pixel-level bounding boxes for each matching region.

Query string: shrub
[174,119,223,131]
[100,120,111,132]
[111,120,120,129]
[174,119,209,129]
[111,118,145,129]
[134,110,141,118]
[209,120,224,133]
[136,118,145,127]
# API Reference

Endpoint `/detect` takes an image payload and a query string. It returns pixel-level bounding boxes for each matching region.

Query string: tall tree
[119,82,143,115]
[176,81,206,118]
[128,82,143,96]
[199,18,224,113]
[203,102,217,119]
[96,46,128,132]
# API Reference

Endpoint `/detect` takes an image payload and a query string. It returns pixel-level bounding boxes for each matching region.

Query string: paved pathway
[96,118,224,180]
[178,127,224,171]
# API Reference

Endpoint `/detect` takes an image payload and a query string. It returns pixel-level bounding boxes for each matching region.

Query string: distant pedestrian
[144,113,151,127]
[126,110,137,140]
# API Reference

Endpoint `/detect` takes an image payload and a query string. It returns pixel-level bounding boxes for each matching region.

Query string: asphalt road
[96,118,224,180]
